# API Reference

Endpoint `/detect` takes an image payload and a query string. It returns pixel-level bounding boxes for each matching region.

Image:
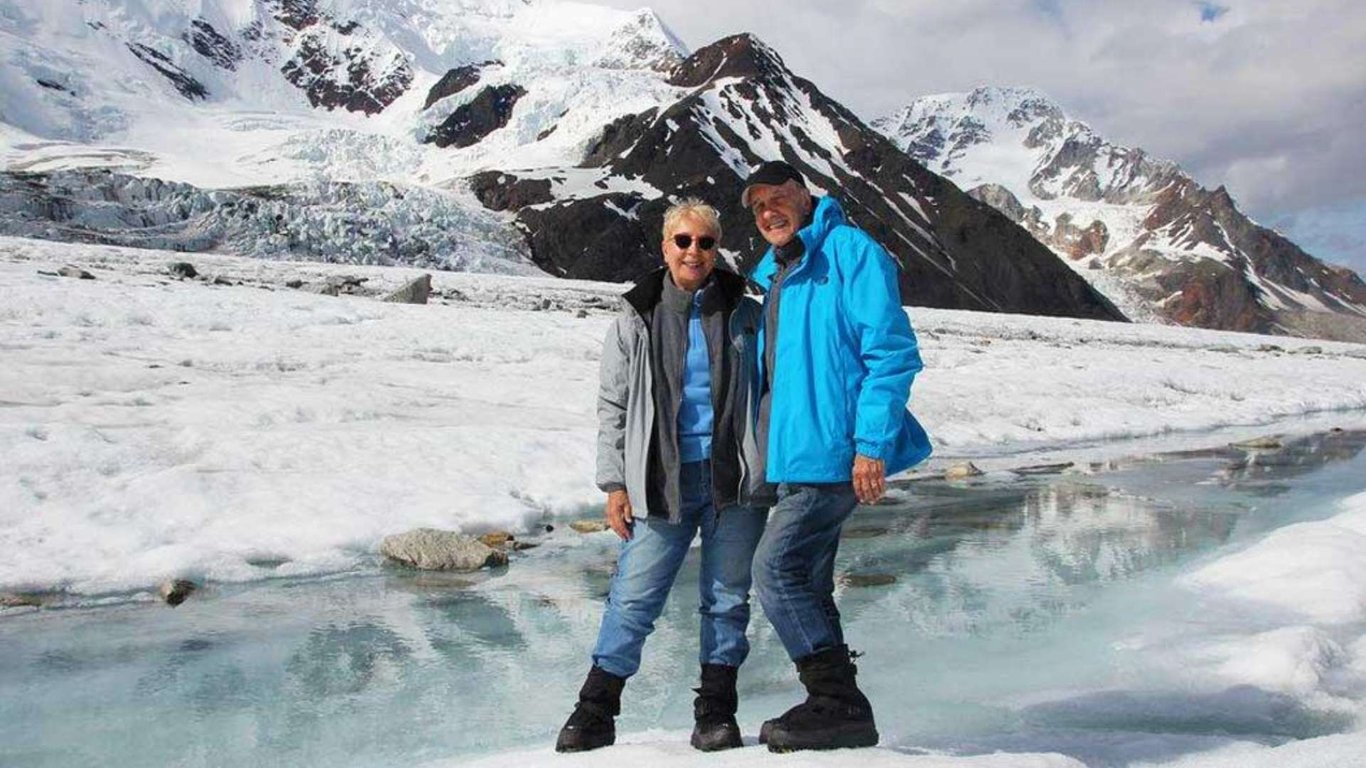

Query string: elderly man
[743,160,932,752]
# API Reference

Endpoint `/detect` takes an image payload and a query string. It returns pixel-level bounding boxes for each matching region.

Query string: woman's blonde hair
[661,197,722,242]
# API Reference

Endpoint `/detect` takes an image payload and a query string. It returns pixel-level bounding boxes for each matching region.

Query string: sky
[586,0,1366,276]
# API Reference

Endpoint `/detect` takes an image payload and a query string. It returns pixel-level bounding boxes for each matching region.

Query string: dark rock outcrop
[126,43,208,101]
[268,0,321,31]
[186,18,242,70]
[425,84,527,149]
[423,61,501,109]
[280,26,414,115]
[469,171,553,211]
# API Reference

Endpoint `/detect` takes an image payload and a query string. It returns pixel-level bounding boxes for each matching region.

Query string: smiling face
[662,212,718,291]
[747,180,812,247]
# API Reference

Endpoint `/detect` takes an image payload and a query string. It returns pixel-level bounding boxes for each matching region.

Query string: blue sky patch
[1197,2,1230,22]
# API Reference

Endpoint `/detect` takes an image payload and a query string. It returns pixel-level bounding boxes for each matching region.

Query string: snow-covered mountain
[0,0,686,269]
[874,87,1366,339]
[5,0,1113,321]
[469,35,1121,320]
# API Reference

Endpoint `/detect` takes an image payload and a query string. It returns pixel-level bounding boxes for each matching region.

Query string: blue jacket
[751,196,932,482]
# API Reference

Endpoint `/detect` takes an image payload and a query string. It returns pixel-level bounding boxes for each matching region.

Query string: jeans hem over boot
[555,666,626,753]
[690,664,743,752]
[765,645,879,752]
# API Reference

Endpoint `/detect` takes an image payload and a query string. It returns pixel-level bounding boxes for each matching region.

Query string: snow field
[4,236,1366,598]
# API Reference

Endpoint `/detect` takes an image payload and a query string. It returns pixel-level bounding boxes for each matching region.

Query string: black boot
[764,645,878,752]
[690,664,743,751]
[555,667,626,753]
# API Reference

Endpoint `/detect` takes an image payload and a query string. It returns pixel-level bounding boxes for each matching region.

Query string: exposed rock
[570,520,609,534]
[1011,462,1074,476]
[268,0,321,30]
[280,25,413,115]
[126,43,208,101]
[839,573,897,588]
[36,78,71,94]
[186,18,242,71]
[1231,436,1283,450]
[468,172,554,212]
[317,275,369,295]
[1,593,45,608]
[58,265,94,279]
[381,274,432,304]
[380,528,509,571]
[478,531,514,548]
[945,462,984,480]
[159,579,197,606]
[423,62,500,110]
[168,262,198,279]
[426,84,527,149]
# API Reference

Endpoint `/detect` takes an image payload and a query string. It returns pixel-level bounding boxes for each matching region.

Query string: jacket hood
[622,266,748,319]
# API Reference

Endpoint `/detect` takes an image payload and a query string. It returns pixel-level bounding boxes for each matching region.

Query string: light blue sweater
[678,290,714,463]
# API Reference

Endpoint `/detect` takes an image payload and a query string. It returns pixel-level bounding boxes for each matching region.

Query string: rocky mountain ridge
[470,35,1122,320]
[875,86,1366,339]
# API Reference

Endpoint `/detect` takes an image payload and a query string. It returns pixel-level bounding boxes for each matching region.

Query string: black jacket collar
[623,266,747,320]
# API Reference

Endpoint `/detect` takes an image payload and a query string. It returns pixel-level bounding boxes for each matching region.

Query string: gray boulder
[159,579,197,606]
[58,265,94,279]
[945,461,984,480]
[381,528,508,571]
[382,273,432,304]
[168,262,198,279]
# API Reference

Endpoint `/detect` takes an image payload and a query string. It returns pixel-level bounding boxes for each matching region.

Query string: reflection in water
[285,622,413,699]
[426,593,526,651]
[841,474,1239,639]
[1216,429,1366,496]
[3,429,1366,768]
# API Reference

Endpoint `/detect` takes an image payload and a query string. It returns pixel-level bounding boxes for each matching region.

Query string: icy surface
[3,236,1366,596]
[5,423,1366,767]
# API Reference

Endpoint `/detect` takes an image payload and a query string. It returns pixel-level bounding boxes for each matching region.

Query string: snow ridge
[874,86,1366,338]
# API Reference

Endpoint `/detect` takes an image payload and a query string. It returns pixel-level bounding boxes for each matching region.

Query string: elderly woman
[556,199,769,753]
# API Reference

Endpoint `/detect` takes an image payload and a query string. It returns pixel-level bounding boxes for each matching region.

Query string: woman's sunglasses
[672,234,717,251]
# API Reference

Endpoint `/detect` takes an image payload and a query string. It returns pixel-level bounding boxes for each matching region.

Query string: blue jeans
[592,460,768,679]
[752,482,858,661]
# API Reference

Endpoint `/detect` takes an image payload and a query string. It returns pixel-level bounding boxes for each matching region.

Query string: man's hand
[606,489,634,540]
[852,455,886,505]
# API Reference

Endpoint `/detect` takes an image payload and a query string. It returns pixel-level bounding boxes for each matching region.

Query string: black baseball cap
[740,160,806,207]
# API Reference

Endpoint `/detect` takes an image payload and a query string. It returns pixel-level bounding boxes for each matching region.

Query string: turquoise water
[3,429,1365,767]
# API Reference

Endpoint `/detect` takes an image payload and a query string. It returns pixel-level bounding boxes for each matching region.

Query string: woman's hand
[606,490,634,540]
